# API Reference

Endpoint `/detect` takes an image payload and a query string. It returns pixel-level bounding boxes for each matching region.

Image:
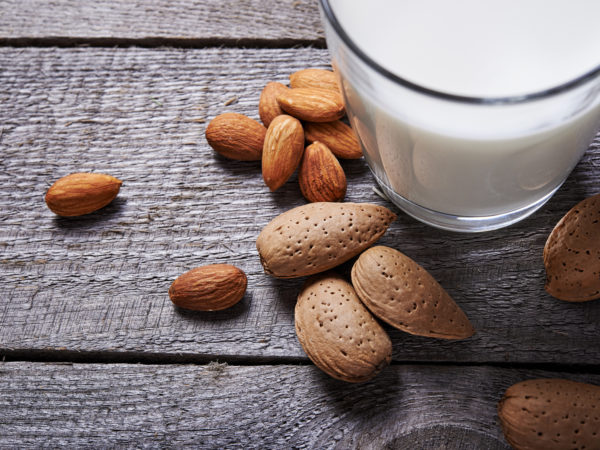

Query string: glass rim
[320,0,600,105]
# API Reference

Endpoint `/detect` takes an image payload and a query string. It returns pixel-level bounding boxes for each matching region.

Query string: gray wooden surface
[3,362,600,449]
[1,0,600,448]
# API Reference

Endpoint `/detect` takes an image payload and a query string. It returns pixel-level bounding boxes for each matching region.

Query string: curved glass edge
[320,0,600,105]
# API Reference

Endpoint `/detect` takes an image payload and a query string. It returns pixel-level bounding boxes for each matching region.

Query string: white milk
[327,0,600,218]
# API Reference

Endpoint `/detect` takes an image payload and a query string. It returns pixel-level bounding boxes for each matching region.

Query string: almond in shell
[498,378,600,450]
[259,81,289,128]
[277,88,345,123]
[295,272,392,383]
[351,245,475,340]
[298,141,346,203]
[544,193,600,302]
[45,172,122,217]
[168,264,247,311]
[304,120,363,159]
[256,202,396,278]
[205,112,266,161]
[289,68,341,93]
[261,114,305,192]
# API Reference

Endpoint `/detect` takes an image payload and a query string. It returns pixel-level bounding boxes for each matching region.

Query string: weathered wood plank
[1,47,600,363]
[4,362,600,448]
[0,0,324,44]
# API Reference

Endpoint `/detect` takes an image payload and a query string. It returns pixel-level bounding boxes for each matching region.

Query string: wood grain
[1,47,600,363]
[0,0,324,44]
[3,362,600,448]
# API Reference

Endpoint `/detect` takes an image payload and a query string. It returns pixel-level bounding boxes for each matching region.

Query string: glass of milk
[320,0,600,232]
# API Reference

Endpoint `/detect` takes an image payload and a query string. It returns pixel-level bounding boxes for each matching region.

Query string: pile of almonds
[205,68,362,202]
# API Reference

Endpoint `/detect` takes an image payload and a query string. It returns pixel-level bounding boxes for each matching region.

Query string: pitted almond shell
[168,264,247,311]
[205,112,266,161]
[351,246,475,340]
[304,120,363,159]
[498,378,600,450]
[295,272,392,383]
[277,88,345,123]
[45,172,122,217]
[289,68,341,93]
[256,202,396,279]
[259,81,288,128]
[298,141,346,203]
[544,193,600,302]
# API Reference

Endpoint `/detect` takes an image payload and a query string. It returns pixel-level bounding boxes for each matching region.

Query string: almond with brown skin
[205,112,266,161]
[262,114,305,192]
[544,193,600,302]
[298,141,346,203]
[289,68,341,93]
[45,172,122,217]
[304,120,363,159]
[256,202,396,278]
[277,88,345,123]
[295,272,392,383]
[168,264,247,311]
[258,82,288,128]
[351,245,475,340]
[498,378,600,449]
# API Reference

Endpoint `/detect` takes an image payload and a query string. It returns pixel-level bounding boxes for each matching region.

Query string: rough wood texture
[1,47,600,363]
[0,0,323,44]
[4,362,600,448]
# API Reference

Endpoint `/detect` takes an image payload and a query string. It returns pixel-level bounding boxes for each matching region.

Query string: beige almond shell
[295,272,392,383]
[544,193,600,302]
[259,81,288,128]
[498,378,600,450]
[304,120,363,160]
[168,264,247,311]
[45,172,122,217]
[277,88,345,123]
[205,112,266,161]
[351,246,475,340]
[256,202,396,279]
[289,68,341,93]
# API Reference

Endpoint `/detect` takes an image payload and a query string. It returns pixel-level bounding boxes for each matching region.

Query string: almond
[289,68,341,93]
[258,82,288,128]
[256,202,396,279]
[205,112,266,161]
[295,272,392,383]
[298,142,346,203]
[544,193,600,302]
[168,264,247,311]
[277,88,345,123]
[45,172,122,217]
[498,378,600,449]
[262,114,305,192]
[304,120,363,159]
[351,245,475,340]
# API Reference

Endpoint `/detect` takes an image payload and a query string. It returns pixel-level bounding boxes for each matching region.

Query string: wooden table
[1,1,599,448]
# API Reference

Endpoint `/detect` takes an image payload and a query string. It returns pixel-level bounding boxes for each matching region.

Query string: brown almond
[277,88,345,123]
[45,172,122,217]
[298,142,346,203]
[289,68,341,93]
[168,264,247,311]
[304,120,363,159]
[544,193,600,302]
[258,82,289,128]
[256,202,396,279]
[295,272,392,383]
[261,114,305,192]
[205,112,266,161]
[498,378,600,449]
[351,245,475,340]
